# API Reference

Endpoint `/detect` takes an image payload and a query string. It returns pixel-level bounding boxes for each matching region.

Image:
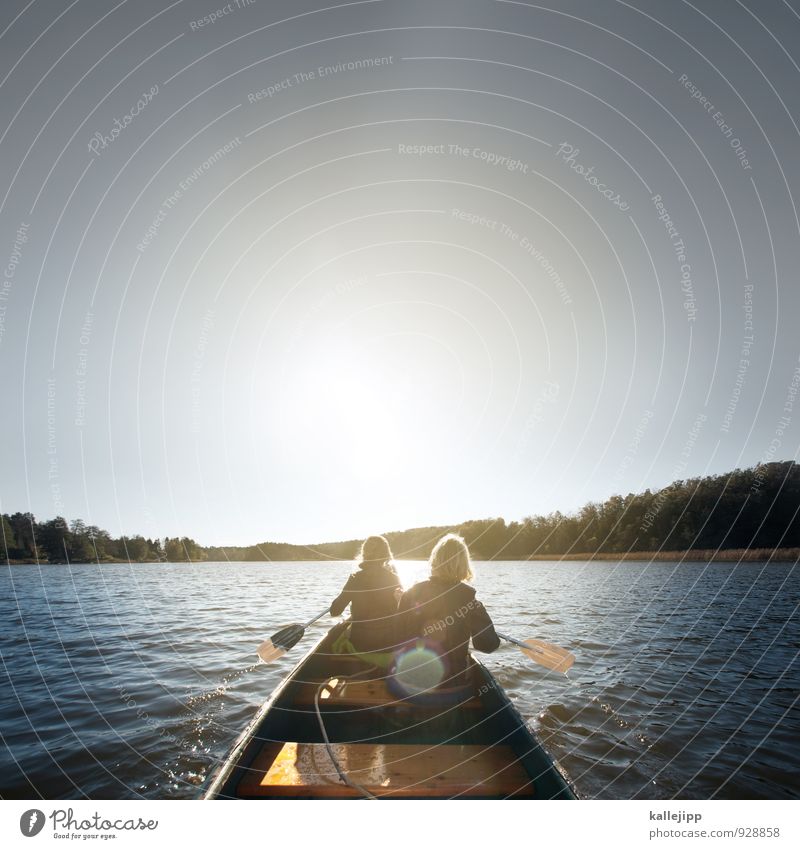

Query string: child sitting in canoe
[393,534,500,695]
[329,535,402,654]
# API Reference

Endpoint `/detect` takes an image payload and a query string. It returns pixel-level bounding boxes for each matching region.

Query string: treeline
[207,461,800,560]
[403,460,799,559]
[213,461,800,561]
[1,515,204,564]
[204,540,356,562]
[389,460,799,560]
[3,461,799,564]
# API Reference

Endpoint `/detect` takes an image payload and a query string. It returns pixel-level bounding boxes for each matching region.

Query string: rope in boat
[314,675,378,800]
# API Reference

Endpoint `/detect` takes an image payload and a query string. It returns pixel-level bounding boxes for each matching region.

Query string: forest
[3,460,798,563]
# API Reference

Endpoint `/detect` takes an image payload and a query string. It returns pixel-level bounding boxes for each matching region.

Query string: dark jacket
[397,578,500,686]
[330,563,401,652]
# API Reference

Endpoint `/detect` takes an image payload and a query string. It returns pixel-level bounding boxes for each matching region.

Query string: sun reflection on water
[393,559,428,590]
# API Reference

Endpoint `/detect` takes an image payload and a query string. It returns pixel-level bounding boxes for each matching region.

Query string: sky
[1,0,799,546]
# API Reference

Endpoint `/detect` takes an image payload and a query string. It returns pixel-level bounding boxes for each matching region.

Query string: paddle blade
[256,624,305,664]
[256,640,287,664]
[519,639,575,674]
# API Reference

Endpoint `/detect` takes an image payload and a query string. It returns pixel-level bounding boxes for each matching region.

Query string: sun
[275,333,439,481]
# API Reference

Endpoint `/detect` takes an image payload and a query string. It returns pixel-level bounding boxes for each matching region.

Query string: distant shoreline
[6,461,799,566]
[4,547,798,565]
[522,548,799,563]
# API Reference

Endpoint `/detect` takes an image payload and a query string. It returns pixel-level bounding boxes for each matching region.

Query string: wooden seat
[236,741,536,798]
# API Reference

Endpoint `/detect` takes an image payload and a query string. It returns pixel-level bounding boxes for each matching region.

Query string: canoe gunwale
[202,631,329,799]
[469,654,578,798]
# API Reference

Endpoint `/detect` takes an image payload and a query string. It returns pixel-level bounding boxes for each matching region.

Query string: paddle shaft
[304,608,331,628]
[496,632,529,649]
[496,631,575,673]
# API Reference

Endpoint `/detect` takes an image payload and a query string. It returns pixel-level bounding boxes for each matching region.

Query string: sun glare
[261,318,483,537]
[276,333,449,483]
[393,559,428,590]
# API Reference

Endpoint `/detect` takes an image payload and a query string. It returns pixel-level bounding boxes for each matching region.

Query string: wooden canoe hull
[203,628,576,799]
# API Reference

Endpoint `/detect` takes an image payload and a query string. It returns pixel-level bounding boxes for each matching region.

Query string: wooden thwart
[237,741,536,798]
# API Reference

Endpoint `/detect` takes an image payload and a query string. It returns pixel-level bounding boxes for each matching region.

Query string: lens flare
[391,642,446,696]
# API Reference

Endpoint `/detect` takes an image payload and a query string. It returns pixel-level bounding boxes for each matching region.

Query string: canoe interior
[204,629,576,799]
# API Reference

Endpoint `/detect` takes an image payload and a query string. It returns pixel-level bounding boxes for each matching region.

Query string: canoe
[203,626,577,799]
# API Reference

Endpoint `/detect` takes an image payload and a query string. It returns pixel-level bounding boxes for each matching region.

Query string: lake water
[0,559,797,799]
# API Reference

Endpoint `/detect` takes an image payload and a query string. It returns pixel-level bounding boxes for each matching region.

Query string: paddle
[257,607,330,664]
[496,632,575,674]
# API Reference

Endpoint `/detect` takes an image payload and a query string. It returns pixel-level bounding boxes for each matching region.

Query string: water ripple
[0,559,798,799]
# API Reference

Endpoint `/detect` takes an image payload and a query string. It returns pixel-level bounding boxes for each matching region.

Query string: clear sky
[1,0,799,545]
